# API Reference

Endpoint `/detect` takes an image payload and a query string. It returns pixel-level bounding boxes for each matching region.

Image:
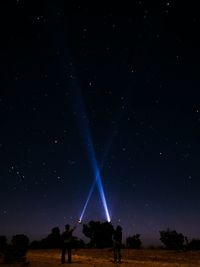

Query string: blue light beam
[78,104,125,222]
[79,179,96,222]
[79,141,113,222]
[78,125,111,222]
[69,78,111,222]
[79,167,111,223]
[95,168,111,222]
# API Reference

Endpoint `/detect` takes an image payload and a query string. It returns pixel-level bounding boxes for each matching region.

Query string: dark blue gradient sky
[0,0,200,245]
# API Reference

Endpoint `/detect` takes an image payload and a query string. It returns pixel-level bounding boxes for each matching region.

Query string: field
[1,249,200,267]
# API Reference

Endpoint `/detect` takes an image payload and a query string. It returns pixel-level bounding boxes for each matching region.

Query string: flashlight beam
[95,169,111,222]
[78,131,111,222]
[79,179,96,222]
[79,167,111,223]
[69,68,111,222]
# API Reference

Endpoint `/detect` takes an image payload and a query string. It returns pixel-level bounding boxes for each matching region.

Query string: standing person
[112,225,122,263]
[61,223,77,264]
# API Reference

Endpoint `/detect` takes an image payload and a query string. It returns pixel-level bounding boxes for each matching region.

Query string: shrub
[159,228,186,250]
[126,234,142,249]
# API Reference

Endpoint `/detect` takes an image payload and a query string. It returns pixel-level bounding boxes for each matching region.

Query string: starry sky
[0,0,200,245]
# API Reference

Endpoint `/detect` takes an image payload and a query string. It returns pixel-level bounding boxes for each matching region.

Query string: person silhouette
[112,225,122,263]
[61,223,77,264]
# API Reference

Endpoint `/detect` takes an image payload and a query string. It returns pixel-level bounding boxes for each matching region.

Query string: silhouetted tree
[30,226,84,250]
[160,228,187,250]
[126,234,142,249]
[30,227,62,249]
[45,227,61,248]
[83,221,114,248]
[4,234,29,263]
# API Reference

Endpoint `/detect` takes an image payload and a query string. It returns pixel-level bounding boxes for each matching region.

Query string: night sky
[1,0,200,245]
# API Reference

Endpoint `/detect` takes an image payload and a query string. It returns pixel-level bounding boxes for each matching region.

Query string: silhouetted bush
[126,234,142,249]
[30,226,85,249]
[160,228,187,250]
[44,227,61,248]
[4,234,29,263]
[83,221,114,248]
[30,227,61,249]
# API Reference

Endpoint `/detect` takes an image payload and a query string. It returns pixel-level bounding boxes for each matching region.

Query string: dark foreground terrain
[1,249,200,266]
